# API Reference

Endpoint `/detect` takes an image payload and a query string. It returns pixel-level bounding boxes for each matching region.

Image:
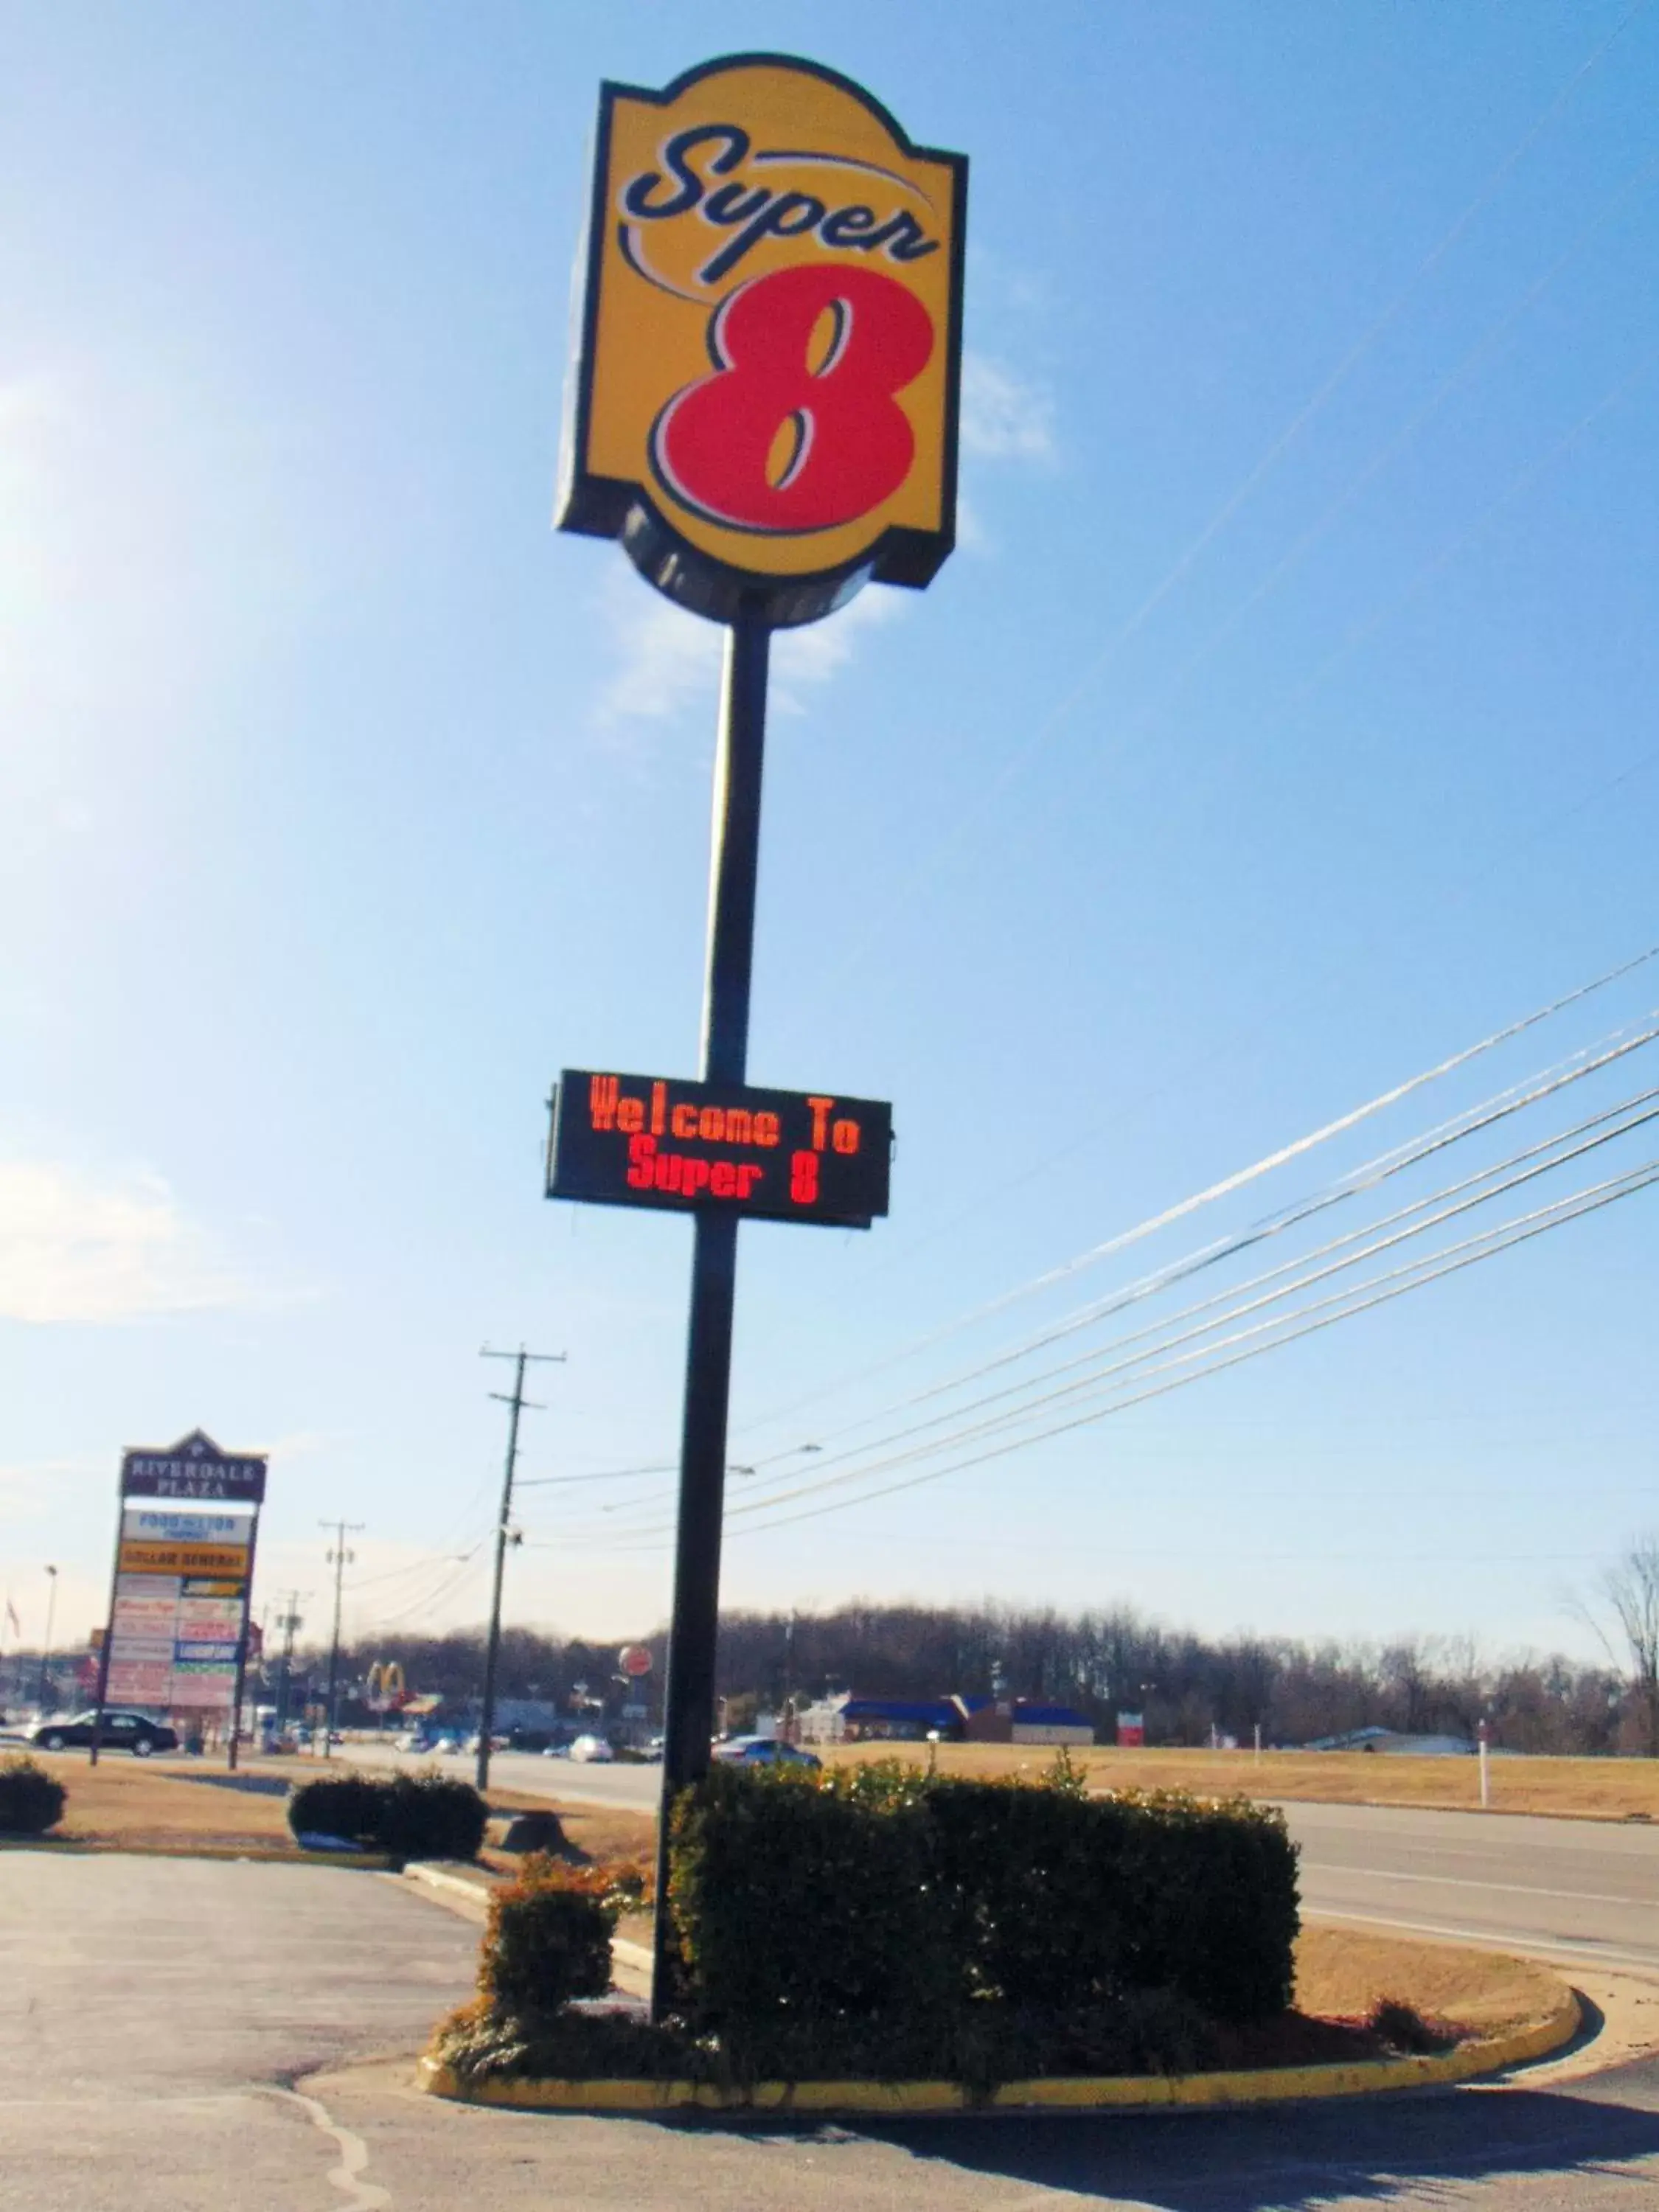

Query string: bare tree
[1580,1536,1659,1756]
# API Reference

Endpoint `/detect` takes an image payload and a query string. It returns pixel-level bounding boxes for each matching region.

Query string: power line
[546,984,1659,1539]
[726,1012,1659,1488]
[368,1547,490,1630]
[665,1085,1659,1517]
[358,1543,491,1628]
[729,947,1658,1448]
[692,1161,1659,1542]
[754,1140,1659,1501]
[576,1158,1658,1551]
[515,1461,675,1489]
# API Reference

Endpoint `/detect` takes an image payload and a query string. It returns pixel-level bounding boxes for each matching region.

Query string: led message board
[557,54,967,625]
[547,1069,890,1228]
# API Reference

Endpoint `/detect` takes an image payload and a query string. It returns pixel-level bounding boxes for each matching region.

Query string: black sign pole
[88,1464,125,1770]
[651,611,770,2021]
[226,1503,262,1772]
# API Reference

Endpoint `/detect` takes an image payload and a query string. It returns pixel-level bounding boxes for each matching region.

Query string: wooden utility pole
[477,1346,564,1792]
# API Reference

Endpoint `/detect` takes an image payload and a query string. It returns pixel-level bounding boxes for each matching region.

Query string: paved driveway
[0,1852,478,2212]
[7,1848,1659,2211]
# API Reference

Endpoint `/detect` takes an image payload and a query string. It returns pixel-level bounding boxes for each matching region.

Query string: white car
[568,1733,615,1763]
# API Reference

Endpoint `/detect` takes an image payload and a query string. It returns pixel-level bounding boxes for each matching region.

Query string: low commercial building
[804,1691,1094,1747]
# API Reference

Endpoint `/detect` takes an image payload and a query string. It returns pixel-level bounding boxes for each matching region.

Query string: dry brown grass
[11,1753,665,1862]
[19,1750,300,1850]
[819,1740,1659,1820]
[481,1789,655,1870]
[1295,1925,1565,2035]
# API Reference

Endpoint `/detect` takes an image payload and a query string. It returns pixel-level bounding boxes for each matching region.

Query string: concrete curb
[403,1861,495,1914]
[0,1837,391,1869]
[417,1986,1581,2115]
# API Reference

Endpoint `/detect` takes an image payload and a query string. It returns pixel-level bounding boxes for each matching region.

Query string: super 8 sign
[548,1071,891,1228]
[557,54,967,625]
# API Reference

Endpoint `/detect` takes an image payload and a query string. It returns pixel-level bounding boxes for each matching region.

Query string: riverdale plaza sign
[557,53,967,625]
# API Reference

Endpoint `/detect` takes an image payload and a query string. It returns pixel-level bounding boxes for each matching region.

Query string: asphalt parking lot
[0,1851,478,2212]
[6,1848,1659,2212]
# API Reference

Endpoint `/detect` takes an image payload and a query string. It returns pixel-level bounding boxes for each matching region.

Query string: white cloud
[960,352,1057,463]
[771,582,904,710]
[597,566,905,727]
[595,569,724,726]
[0,1454,104,1521]
[955,488,992,556]
[0,1158,263,1324]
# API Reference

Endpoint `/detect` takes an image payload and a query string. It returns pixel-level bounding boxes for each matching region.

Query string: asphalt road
[5,1847,1659,2211]
[349,1745,1659,1978]
[1288,1800,1659,1977]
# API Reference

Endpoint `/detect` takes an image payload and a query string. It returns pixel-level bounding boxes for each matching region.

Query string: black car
[27,1710,178,1756]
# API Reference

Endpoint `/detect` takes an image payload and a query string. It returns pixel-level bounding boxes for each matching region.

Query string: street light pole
[274,1593,307,1736]
[37,1565,58,1714]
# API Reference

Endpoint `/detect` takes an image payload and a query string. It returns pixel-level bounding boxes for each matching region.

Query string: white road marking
[266,2086,390,2211]
[1304,1863,1653,1907]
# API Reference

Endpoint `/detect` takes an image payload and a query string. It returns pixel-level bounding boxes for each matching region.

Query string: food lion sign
[558,52,967,625]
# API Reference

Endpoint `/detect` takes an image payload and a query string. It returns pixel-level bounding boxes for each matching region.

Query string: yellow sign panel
[117,1540,250,1577]
[558,54,967,625]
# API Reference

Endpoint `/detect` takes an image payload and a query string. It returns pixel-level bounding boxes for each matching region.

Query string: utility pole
[274,1590,308,1736]
[319,1524,363,1759]
[478,1344,564,1793]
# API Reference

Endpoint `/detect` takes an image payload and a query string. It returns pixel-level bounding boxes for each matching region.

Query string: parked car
[711,1736,821,1769]
[568,1733,615,1763]
[27,1711,178,1758]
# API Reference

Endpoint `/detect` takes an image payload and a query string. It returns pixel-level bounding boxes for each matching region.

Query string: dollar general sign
[557,54,967,624]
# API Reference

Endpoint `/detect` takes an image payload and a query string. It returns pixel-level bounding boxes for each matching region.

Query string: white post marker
[1478,1718,1491,1809]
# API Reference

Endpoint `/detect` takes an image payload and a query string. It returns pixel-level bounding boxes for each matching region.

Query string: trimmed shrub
[669,1760,955,2032]
[0,1754,66,1835]
[287,1773,383,1847]
[286,1769,487,1862]
[479,1857,614,2020]
[667,1763,1299,2038]
[378,1771,489,1862]
[925,1777,1127,2008]
[1110,1788,1301,2023]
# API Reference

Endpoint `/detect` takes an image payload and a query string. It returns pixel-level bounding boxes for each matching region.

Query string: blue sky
[3,4,1656,1672]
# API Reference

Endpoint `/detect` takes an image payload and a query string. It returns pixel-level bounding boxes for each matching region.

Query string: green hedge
[0,1754,66,1836]
[287,1769,487,1862]
[667,1764,1298,2039]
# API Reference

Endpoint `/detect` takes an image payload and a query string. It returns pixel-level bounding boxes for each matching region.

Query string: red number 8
[790,1150,821,1206]
[651,264,935,535]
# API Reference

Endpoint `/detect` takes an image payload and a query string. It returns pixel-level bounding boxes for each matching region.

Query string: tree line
[299,1571,1659,1755]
